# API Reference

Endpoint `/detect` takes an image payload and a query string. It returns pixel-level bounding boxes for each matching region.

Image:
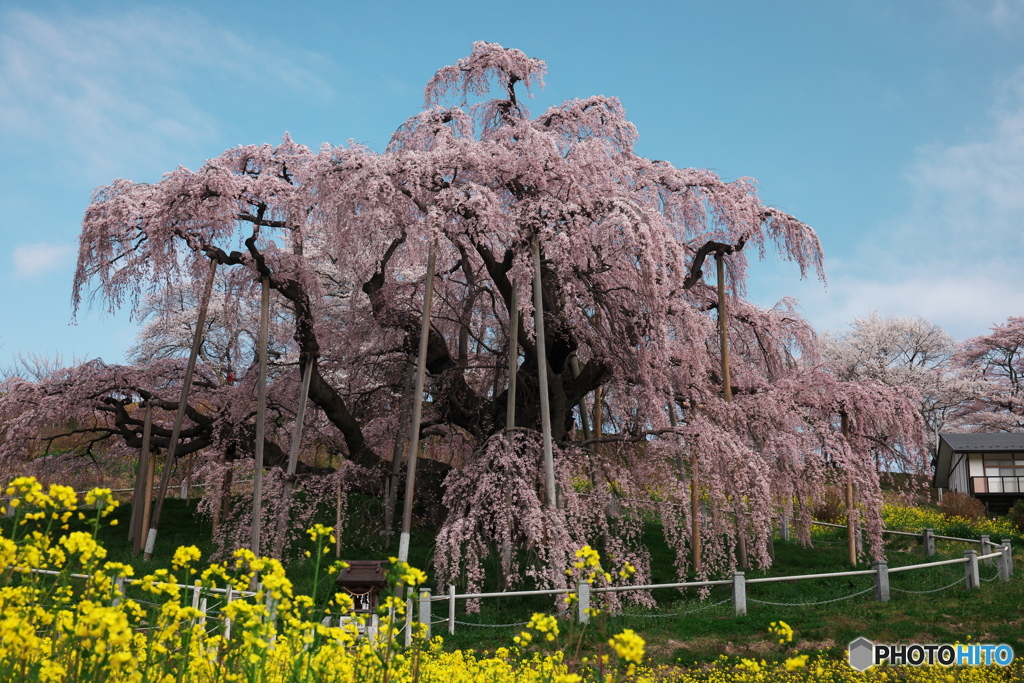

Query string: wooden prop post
[145,258,217,560]
[506,283,519,433]
[533,235,556,509]
[271,358,314,558]
[385,361,415,536]
[130,402,153,553]
[716,253,746,569]
[842,411,857,566]
[251,277,271,555]
[501,283,520,576]
[399,246,437,562]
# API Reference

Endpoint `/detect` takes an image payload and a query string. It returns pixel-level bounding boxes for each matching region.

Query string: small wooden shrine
[335,560,387,613]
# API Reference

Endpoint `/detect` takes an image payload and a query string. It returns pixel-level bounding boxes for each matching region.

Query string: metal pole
[145,258,217,560]
[251,277,270,556]
[533,235,556,509]
[399,246,437,562]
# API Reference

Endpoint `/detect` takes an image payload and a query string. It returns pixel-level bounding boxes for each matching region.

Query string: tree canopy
[0,43,929,593]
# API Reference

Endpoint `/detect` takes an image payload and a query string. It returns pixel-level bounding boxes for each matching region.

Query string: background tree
[823,313,972,435]
[954,315,1024,432]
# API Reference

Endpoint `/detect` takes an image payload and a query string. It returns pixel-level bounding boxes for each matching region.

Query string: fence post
[448,585,456,635]
[873,560,889,602]
[113,576,126,607]
[224,585,233,639]
[981,535,993,566]
[779,515,790,542]
[577,581,591,624]
[964,550,979,590]
[732,572,746,616]
[419,588,431,640]
[404,586,414,647]
[1001,539,1014,578]
[923,528,935,557]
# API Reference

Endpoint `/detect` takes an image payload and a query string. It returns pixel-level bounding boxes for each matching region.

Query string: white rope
[749,586,873,606]
[453,619,531,628]
[612,598,731,618]
[890,578,963,594]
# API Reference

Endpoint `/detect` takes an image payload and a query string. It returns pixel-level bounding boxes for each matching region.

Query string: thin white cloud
[12,243,74,278]
[772,68,1024,339]
[0,7,336,178]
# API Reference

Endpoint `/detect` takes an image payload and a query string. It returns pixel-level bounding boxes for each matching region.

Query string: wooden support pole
[141,448,156,552]
[569,355,591,441]
[533,235,557,509]
[716,253,732,404]
[131,402,153,553]
[385,361,415,536]
[399,246,437,562]
[272,357,314,558]
[251,277,271,556]
[842,411,857,566]
[506,283,519,434]
[716,253,745,569]
[145,258,217,560]
[691,450,701,573]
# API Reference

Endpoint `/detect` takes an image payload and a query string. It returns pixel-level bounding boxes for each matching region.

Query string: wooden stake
[533,235,556,509]
[251,277,271,556]
[145,258,217,560]
[272,358,314,558]
[399,246,437,562]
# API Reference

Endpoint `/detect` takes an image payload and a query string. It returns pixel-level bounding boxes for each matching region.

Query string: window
[981,454,1024,493]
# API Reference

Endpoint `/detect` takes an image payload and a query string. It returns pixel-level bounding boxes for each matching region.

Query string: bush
[1008,499,1024,533]
[937,491,986,521]
[811,486,846,524]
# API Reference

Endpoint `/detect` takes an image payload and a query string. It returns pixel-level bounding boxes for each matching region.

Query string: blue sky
[2,0,1023,369]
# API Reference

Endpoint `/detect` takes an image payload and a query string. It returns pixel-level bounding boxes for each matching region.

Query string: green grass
[8,495,1024,668]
